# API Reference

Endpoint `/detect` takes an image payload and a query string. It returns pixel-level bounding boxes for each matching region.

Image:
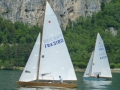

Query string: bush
[115,63,120,68]
[0,59,3,67]
[78,62,87,69]
[110,63,116,69]
[73,62,79,68]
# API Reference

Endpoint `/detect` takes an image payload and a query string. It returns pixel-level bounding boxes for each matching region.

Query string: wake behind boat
[83,33,112,81]
[17,1,77,88]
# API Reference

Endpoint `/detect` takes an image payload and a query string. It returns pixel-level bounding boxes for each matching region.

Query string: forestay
[39,2,77,80]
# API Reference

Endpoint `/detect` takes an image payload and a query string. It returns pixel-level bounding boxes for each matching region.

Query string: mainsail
[39,2,77,80]
[91,33,112,78]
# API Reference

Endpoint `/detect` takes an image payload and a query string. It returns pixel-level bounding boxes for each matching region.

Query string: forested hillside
[0,0,120,69]
[0,19,41,69]
[64,0,120,68]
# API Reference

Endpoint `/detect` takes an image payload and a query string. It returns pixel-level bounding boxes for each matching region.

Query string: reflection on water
[0,71,120,90]
[83,80,112,90]
[18,87,77,90]
[17,80,112,90]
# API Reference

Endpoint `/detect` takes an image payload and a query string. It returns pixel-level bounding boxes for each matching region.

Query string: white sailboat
[83,33,112,80]
[17,1,77,88]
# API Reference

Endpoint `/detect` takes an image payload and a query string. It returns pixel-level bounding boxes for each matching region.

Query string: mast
[36,0,47,81]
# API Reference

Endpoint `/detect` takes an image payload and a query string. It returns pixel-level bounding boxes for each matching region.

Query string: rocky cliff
[0,0,110,28]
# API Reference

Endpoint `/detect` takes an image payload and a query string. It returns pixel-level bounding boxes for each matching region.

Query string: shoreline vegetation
[1,0,120,72]
[0,67,120,73]
[75,68,120,73]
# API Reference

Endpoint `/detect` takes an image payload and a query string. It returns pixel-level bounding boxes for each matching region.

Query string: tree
[20,37,26,44]
[4,61,10,69]
[110,63,116,69]
[0,59,3,68]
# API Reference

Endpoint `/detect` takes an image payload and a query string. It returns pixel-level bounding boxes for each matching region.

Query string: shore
[75,68,120,73]
[0,67,120,73]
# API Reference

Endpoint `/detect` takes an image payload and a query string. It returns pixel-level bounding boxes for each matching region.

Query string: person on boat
[48,80,52,83]
[59,76,63,83]
[97,74,99,79]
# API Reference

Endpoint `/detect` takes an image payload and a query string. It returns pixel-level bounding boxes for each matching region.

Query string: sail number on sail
[44,39,64,48]
[99,48,104,50]
[43,34,64,48]
[98,44,108,60]
[100,56,107,59]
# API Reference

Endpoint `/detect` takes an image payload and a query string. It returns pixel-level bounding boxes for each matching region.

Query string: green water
[0,70,120,90]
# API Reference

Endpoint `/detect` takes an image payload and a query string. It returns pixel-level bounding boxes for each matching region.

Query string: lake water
[0,70,120,90]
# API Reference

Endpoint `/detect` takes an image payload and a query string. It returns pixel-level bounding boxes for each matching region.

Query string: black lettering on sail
[41,73,51,76]
[25,70,31,73]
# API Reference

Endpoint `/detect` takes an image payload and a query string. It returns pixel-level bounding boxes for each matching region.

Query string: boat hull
[83,77,111,81]
[17,81,77,88]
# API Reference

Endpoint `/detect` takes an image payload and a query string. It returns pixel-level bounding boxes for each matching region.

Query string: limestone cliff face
[0,0,110,28]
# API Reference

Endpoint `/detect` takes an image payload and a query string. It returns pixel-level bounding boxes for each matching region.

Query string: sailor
[97,74,99,79]
[59,76,63,83]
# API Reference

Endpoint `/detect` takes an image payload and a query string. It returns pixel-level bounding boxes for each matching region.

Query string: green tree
[0,59,3,67]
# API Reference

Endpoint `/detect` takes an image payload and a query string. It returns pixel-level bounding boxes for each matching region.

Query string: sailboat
[17,1,77,88]
[83,33,112,81]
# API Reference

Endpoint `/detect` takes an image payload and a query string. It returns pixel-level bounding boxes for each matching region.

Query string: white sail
[19,33,40,82]
[91,33,112,78]
[39,1,77,80]
[83,51,94,77]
